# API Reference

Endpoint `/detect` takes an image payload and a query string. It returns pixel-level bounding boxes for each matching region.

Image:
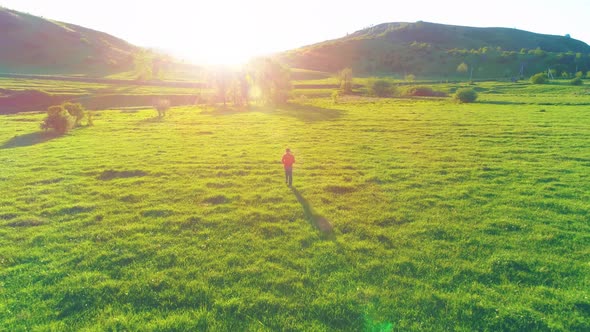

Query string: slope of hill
[279,21,590,78]
[0,7,139,75]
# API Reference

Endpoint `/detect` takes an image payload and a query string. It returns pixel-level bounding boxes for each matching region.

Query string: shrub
[62,102,86,126]
[530,73,547,84]
[571,77,583,86]
[154,99,171,117]
[41,105,74,134]
[403,86,446,97]
[87,112,95,126]
[454,88,478,103]
[368,79,393,97]
[331,90,340,104]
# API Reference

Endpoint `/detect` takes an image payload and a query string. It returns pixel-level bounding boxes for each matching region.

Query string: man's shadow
[291,187,335,240]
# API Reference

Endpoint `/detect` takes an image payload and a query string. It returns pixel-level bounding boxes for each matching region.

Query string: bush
[154,99,171,117]
[331,90,340,104]
[571,77,583,86]
[62,102,86,126]
[41,105,74,134]
[530,73,547,84]
[368,79,394,97]
[454,88,478,103]
[87,112,95,126]
[403,86,446,97]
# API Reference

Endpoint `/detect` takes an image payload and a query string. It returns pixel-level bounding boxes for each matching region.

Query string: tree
[457,62,469,79]
[250,58,291,105]
[237,71,251,106]
[338,67,353,94]
[210,69,233,106]
[40,105,74,134]
[62,102,85,126]
[405,74,416,82]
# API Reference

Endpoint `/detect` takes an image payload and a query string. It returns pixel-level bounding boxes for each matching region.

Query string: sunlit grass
[1,83,589,330]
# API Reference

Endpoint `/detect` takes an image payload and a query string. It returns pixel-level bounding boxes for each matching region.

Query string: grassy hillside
[1,82,589,330]
[0,7,138,75]
[279,21,590,78]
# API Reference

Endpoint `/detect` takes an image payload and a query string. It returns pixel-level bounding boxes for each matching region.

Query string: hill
[279,21,590,78]
[0,7,139,75]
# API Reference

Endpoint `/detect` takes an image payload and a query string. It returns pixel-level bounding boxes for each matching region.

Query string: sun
[164,35,266,66]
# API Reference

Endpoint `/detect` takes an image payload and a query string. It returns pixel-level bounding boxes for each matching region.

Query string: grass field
[0,77,204,96]
[1,82,589,330]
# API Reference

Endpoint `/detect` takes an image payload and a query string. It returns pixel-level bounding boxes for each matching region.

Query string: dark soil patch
[203,195,229,205]
[325,185,357,194]
[98,169,148,181]
[6,218,45,227]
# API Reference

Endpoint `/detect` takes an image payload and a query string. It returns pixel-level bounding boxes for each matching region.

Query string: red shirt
[282,153,295,168]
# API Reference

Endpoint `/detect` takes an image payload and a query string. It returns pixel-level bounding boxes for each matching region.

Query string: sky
[1,0,589,65]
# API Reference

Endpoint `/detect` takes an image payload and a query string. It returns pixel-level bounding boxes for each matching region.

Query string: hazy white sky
[1,0,589,64]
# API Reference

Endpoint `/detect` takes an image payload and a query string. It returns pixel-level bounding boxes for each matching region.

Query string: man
[281,148,295,186]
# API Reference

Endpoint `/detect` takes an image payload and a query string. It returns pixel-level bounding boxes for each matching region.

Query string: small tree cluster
[208,59,291,107]
[41,105,74,134]
[454,88,478,103]
[40,102,87,134]
[210,69,232,106]
[251,58,291,105]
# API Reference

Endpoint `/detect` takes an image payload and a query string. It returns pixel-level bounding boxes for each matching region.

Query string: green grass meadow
[1,82,590,330]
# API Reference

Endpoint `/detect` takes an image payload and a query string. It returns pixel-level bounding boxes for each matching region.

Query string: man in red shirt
[282,148,295,186]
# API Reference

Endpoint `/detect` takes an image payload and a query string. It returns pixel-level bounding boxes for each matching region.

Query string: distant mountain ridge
[279,21,590,78]
[349,22,590,53]
[0,7,138,75]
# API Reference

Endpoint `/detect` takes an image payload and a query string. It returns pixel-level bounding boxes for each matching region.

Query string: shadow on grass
[205,102,343,123]
[291,187,335,240]
[1,131,60,149]
[477,101,528,105]
[138,116,165,124]
[98,169,149,181]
